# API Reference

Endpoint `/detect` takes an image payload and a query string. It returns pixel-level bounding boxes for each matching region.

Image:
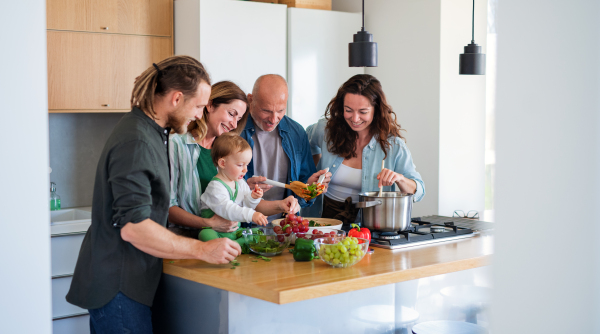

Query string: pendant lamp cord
[362,0,365,31]
[471,0,475,43]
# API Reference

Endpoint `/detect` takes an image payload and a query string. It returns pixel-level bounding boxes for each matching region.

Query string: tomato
[287,214,297,222]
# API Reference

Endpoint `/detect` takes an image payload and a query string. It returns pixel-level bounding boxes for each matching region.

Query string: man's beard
[167,106,189,134]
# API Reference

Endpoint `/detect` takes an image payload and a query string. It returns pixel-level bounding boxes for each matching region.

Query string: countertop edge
[163,254,492,305]
[162,266,282,304]
[277,255,491,304]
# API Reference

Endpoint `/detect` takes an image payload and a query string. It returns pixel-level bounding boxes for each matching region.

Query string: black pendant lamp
[349,0,377,67]
[459,0,486,75]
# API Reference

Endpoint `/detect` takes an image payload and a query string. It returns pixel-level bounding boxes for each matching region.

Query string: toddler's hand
[251,184,263,199]
[252,212,268,226]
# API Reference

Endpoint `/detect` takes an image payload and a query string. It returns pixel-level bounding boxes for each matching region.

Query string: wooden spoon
[260,178,323,201]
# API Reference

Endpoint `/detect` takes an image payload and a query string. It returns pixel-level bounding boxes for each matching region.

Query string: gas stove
[368,217,479,250]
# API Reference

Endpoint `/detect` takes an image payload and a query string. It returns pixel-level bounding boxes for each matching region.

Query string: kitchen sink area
[50,208,91,236]
[50,208,91,224]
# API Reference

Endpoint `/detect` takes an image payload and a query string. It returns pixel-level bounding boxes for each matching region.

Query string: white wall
[335,0,487,218]
[438,0,487,217]
[493,1,600,333]
[175,0,287,94]
[362,0,442,217]
[0,1,53,333]
[287,8,363,129]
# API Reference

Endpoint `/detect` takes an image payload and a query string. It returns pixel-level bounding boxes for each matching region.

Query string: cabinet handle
[101,104,110,107]
[101,27,109,30]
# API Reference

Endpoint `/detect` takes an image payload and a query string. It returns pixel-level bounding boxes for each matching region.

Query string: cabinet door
[53,314,90,334]
[113,35,173,109]
[117,0,173,36]
[48,31,116,111]
[47,0,118,33]
[52,276,87,318]
[47,0,172,36]
[51,233,87,277]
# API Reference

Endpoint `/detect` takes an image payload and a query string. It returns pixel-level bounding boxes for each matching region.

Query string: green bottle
[50,182,61,211]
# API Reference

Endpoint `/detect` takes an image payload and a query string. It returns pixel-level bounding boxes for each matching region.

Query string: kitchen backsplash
[49,113,124,208]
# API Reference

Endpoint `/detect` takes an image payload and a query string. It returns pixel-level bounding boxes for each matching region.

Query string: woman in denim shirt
[302,74,425,224]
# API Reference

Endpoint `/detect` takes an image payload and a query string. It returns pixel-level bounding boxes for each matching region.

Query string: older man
[243,74,330,220]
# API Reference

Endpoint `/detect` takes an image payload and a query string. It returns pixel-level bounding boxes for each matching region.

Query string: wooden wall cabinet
[48,31,172,112]
[47,0,173,113]
[47,0,172,36]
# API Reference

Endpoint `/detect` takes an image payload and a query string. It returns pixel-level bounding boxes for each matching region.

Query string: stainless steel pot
[356,191,413,232]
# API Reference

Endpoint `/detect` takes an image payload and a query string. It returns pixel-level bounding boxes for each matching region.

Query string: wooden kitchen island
[153,232,493,333]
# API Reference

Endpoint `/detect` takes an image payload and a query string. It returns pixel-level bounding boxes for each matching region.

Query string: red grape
[288,214,297,222]
[292,226,299,233]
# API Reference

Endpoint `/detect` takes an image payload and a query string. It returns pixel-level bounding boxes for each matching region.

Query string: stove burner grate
[379,232,401,240]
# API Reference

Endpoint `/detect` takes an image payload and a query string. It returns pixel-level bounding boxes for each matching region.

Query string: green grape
[338,245,347,253]
[323,254,330,261]
[334,252,341,259]
[332,258,340,265]
[325,247,332,254]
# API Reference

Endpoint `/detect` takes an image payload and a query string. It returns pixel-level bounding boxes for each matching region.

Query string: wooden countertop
[163,232,493,304]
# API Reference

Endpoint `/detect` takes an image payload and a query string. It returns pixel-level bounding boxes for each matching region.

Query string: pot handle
[355,200,382,208]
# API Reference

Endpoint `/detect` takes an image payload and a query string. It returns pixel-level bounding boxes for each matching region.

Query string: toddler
[198,132,268,250]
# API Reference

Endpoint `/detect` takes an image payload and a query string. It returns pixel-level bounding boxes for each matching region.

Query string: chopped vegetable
[248,237,285,254]
[308,220,332,227]
[299,183,326,201]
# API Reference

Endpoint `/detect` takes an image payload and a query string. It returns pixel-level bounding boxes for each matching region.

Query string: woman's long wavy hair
[188,81,249,142]
[324,74,404,160]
